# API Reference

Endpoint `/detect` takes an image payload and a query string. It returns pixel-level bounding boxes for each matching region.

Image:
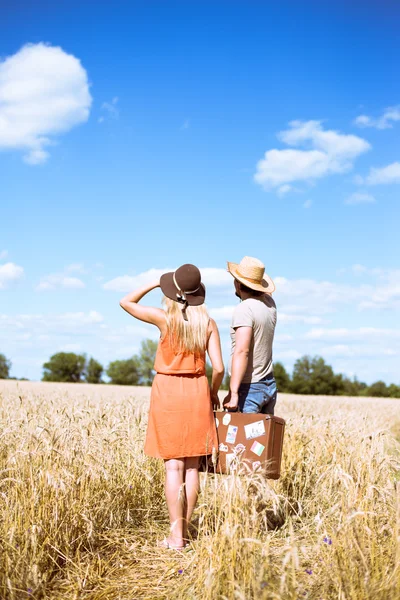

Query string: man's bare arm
[223,326,252,410]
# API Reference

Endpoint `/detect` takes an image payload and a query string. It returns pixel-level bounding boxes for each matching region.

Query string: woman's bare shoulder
[208,318,219,333]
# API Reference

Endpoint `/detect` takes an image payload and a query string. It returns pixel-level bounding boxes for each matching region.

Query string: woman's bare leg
[164,458,186,547]
[183,456,200,540]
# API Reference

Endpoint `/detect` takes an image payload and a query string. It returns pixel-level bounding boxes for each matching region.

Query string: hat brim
[227,262,275,294]
[160,272,206,306]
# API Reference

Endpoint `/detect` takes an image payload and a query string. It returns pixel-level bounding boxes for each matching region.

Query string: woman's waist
[155,368,206,376]
[154,354,206,374]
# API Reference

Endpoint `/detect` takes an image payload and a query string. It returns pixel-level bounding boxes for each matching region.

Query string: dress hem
[145,451,214,460]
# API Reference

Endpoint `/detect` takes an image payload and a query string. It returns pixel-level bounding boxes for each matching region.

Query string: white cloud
[103,267,232,293]
[36,274,85,291]
[0,43,92,164]
[277,184,292,197]
[353,174,365,185]
[0,262,24,289]
[351,264,368,275]
[254,120,370,191]
[365,162,400,185]
[202,268,232,287]
[103,269,169,292]
[305,327,400,341]
[36,263,90,291]
[275,333,293,342]
[354,106,400,130]
[279,313,324,325]
[320,344,400,359]
[0,310,103,333]
[275,268,400,313]
[65,263,86,274]
[345,192,376,205]
[59,310,103,325]
[210,305,235,320]
[59,343,82,352]
[98,97,119,123]
[275,349,302,360]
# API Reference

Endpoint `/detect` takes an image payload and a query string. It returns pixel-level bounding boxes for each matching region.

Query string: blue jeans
[238,374,277,414]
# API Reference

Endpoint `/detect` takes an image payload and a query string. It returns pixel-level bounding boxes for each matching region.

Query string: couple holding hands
[120,256,277,549]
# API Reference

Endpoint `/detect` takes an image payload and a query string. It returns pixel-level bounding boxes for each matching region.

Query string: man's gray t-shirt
[230,295,277,384]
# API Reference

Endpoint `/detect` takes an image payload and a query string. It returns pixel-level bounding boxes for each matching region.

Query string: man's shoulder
[263,294,277,309]
[231,300,254,327]
[244,295,277,310]
[233,301,252,317]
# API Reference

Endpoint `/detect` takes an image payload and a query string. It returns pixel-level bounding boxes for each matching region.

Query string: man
[223,256,277,414]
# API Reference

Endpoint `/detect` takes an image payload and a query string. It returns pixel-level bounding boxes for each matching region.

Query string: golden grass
[0,380,399,599]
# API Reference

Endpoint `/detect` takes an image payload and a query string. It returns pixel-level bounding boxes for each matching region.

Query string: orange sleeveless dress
[144,334,218,460]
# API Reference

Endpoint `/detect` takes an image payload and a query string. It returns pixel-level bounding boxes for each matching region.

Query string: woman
[120,264,224,549]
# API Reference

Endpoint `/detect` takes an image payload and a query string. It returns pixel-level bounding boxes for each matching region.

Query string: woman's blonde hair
[162,296,210,353]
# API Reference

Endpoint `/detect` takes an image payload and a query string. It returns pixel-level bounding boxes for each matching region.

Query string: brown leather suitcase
[201,411,285,479]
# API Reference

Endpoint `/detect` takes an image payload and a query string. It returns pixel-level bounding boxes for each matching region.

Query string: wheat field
[0,380,399,600]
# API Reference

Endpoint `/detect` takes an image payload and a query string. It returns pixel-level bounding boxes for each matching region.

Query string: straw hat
[227,256,275,293]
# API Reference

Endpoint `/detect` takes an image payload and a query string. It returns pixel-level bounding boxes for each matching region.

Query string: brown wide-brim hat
[227,256,275,293]
[160,264,206,306]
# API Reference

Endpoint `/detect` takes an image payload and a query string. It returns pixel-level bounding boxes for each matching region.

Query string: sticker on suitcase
[222,413,231,426]
[250,440,265,456]
[244,420,265,440]
[233,443,246,455]
[225,425,238,444]
[219,443,228,452]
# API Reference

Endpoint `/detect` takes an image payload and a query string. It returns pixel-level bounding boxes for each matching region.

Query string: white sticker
[219,443,228,452]
[222,413,231,426]
[215,418,219,428]
[225,425,238,444]
[244,420,265,440]
[233,443,246,455]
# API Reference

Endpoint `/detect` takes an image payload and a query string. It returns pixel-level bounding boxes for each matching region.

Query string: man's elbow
[235,348,250,358]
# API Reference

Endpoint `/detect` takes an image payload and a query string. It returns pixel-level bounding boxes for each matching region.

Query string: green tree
[273,362,291,392]
[206,362,213,387]
[221,371,231,391]
[106,358,140,386]
[42,353,86,382]
[291,355,343,395]
[365,380,390,398]
[136,339,158,385]
[206,362,230,391]
[0,353,11,379]
[338,376,368,396]
[388,384,400,398]
[86,358,104,384]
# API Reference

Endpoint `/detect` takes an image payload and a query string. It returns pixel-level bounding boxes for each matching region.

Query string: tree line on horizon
[1,344,399,397]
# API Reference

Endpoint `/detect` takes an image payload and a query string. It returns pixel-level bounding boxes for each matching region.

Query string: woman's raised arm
[120,280,166,332]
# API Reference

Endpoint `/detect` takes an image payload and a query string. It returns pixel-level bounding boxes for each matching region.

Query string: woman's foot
[158,536,187,550]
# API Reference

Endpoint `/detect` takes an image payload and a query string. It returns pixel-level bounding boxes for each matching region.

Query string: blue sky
[1,0,399,384]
